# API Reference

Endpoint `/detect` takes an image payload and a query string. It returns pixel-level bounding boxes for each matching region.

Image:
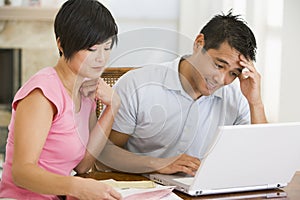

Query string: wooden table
[80,171,300,199]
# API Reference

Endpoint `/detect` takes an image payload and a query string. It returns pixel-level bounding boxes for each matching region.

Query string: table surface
[80,171,300,199]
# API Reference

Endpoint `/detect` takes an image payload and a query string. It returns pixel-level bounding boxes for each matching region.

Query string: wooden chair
[96,67,134,118]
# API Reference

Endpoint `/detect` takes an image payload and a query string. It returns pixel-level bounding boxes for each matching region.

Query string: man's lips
[206,80,218,91]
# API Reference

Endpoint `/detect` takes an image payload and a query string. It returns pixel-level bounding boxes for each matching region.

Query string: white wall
[104,0,300,122]
[178,0,300,122]
[106,0,180,67]
[279,0,300,122]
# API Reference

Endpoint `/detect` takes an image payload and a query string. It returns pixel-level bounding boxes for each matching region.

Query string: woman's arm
[12,89,120,199]
[74,78,121,174]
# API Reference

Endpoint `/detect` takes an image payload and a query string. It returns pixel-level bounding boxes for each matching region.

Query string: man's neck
[178,58,202,100]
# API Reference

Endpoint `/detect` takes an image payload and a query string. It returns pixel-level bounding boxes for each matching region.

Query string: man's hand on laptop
[156,154,200,176]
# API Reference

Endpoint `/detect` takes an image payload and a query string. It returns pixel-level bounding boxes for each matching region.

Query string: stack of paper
[100,179,182,200]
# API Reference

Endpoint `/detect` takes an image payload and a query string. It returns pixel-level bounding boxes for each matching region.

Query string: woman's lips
[92,66,104,71]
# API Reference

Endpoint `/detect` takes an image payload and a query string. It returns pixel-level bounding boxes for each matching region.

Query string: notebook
[149,122,300,196]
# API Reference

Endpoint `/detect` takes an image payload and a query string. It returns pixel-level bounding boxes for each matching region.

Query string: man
[96,11,267,175]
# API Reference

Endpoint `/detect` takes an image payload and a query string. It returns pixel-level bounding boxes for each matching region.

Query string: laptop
[149,122,300,196]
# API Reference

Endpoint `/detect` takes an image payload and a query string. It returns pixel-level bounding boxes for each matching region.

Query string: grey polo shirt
[112,57,250,159]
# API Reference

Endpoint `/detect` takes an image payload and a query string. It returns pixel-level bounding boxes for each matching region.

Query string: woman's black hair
[200,10,257,61]
[54,0,118,60]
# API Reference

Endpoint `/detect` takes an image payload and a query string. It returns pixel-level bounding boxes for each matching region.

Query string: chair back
[96,67,134,118]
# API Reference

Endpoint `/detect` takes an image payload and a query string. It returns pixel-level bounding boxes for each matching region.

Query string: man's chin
[200,91,212,96]
[204,88,218,96]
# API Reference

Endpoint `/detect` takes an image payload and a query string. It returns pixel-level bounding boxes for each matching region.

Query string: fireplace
[0,48,20,163]
[0,48,21,111]
[0,7,59,128]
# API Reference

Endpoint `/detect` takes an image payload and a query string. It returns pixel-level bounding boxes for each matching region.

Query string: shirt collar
[213,88,223,98]
[162,57,183,91]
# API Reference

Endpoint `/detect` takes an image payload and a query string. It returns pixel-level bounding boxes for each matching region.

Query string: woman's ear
[56,37,63,56]
[193,33,205,53]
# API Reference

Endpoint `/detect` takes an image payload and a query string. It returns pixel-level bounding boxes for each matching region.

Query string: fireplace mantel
[0,6,59,84]
[0,6,58,21]
[0,6,60,126]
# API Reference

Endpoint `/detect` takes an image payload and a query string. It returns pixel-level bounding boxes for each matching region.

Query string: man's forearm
[97,141,178,174]
[249,102,268,124]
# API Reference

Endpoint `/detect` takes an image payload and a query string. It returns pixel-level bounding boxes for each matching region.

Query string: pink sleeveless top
[0,67,95,199]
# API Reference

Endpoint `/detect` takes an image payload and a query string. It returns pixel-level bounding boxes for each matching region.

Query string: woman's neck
[54,58,84,112]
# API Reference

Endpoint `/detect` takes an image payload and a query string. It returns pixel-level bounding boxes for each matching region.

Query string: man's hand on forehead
[242,68,250,79]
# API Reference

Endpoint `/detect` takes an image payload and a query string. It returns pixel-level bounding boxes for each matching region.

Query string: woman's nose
[95,49,105,63]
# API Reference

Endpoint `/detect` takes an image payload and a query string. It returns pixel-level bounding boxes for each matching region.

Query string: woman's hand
[95,78,120,108]
[80,78,120,108]
[70,177,121,200]
[80,79,98,98]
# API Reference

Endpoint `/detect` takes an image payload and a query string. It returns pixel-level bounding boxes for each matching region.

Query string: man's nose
[223,74,232,85]
[213,72,231,86]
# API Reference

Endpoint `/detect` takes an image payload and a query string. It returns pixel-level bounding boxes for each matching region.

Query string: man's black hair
[200,10,257,61]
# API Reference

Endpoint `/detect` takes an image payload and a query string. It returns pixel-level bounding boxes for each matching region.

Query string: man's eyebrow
[216,58,229,65]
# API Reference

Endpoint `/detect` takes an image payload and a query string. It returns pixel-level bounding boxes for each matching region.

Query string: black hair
[54,0,118,60]
[200,10,257,61]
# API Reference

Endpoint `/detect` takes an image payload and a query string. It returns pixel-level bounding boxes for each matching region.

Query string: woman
[0,0,121,199]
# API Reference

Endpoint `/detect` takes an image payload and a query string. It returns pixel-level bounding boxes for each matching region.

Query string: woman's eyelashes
[104,42,112,50]
[88,44,112,52]
[88,48,97,52]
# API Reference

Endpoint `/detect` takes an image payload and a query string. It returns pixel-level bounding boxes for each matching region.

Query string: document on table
[100,179,182,200]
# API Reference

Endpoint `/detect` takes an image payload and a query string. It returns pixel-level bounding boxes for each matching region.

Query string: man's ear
[193,33,205,53]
